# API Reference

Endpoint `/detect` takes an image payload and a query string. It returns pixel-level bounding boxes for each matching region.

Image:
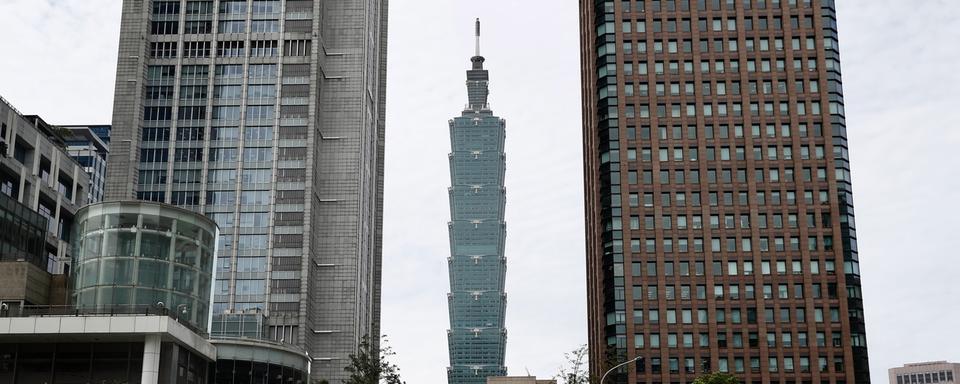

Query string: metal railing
[0,93,25,117]
[3,304,208,336]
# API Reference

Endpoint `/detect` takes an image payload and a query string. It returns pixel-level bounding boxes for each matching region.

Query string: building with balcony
[0,94,90,276]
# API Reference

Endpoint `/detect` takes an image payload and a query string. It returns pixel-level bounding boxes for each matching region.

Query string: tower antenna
[475,18,481,57]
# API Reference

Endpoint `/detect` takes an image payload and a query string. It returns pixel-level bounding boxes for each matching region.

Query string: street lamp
[599,355,643,384]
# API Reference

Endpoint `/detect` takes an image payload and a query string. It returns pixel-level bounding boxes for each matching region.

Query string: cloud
[0,0,120,124]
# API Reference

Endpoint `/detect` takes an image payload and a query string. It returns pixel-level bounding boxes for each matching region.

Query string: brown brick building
[578,1,869,383]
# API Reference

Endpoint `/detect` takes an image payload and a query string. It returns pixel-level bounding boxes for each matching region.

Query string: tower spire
[475,18,481,57]
[469,18,486,70]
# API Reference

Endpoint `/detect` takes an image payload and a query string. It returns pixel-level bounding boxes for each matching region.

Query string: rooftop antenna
[475,18,481,57]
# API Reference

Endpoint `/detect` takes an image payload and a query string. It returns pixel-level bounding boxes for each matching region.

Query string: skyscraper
[579,1,868,383]
[447,19,509,384]
[103,1,388,381]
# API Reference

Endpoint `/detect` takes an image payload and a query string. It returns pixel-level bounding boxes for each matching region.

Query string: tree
[342,335,405,384]
[692,372,740,384]
[555,345,592,384]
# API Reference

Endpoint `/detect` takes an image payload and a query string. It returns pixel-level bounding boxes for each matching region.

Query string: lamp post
[599,355,643,384]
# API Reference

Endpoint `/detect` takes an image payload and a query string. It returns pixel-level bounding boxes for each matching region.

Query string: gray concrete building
[61,125,111,203]
[103,1,388,381]
[890,362,960,384]
[0,94,91,276]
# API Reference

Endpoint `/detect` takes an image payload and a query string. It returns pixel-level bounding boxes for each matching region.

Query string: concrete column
[142,334,162,384]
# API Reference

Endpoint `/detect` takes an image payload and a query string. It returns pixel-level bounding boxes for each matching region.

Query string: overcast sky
[1,0,958,383]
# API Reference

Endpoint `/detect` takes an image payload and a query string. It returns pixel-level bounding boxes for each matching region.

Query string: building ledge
[0,315,216,360]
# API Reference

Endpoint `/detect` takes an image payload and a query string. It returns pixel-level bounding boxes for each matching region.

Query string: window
[174,148,203,162]
[143,106,172,121]
[153,1,180,15]
[217,41,245,57]
[219,20,246,34]
[216,64,243,79]
[209,148,238,163]
[250,40,279,57]
[184,21,212,34]
[241,169,273,184]
[141,127,170,142]
[239,212,270,227]
[178,106,206,121]
[186,1,214,15]
[242,147,273,163]
[251,20,280,33]
[251,0,281,14]
[219,1,247,14]
[215,85,242,101]
[140,149,168,163]
[147,65,176,83]
[236,279,266,295]
[249,64,277,79]
[151,21,179,35]
[247,85,276,103]
[179,85,208,100]
[283,40,310,56]
[149,42,178,58]
[241,191,271,205]
[246,106,275,122]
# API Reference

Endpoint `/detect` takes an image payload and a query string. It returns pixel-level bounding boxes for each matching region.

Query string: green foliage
[555,345,593,384]
[342,335,404,384]
[692,372,740,384]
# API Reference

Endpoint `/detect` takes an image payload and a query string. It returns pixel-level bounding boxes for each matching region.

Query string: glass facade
[71,201,218,330]
[0,192,48,271]
[212,339,309,384]
[0,342,146,384]
[63,126,111,204]
[0,340,215,384]
[579,0,869,383]
[134,2,308,326]
[211,312,267,339]
[447,26,509,384]
[214,358,305,384]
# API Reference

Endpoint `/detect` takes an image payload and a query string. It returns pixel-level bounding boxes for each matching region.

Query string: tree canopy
[340,335,404,384]
[692,372,740,384]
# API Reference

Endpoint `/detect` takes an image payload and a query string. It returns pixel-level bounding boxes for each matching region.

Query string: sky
[0,0,958,383]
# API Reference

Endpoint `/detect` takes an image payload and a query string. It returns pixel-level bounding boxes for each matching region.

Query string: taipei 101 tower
[446,19,509,384]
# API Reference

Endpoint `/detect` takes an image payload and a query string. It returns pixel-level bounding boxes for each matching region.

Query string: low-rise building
[890,361,959,384]
[0,200,310,383]
[487,376,557,384]
[0,192,59,312]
